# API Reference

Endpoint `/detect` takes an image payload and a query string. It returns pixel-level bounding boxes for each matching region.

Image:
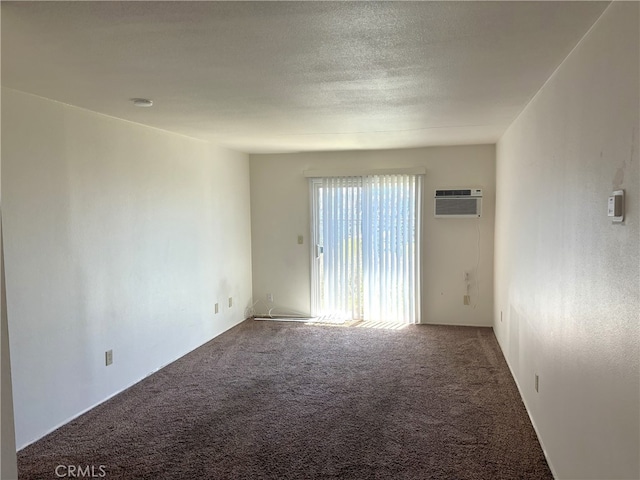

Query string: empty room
[1,1,638,479]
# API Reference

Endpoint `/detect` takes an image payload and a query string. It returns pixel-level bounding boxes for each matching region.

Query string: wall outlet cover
[610,190,624,223]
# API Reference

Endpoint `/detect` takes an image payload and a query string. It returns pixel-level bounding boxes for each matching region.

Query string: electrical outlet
[105,350,113,366]
[463,295,470,305]
[297,235,304,245]
[266,293,274,303]
[535,373,539,393]
[228,297,233,308]
[215,303,219,314]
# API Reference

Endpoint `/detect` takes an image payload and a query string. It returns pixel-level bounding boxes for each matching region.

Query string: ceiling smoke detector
[131,98,153,107]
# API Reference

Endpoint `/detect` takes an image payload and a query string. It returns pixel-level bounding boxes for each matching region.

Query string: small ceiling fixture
[131,98,153,107]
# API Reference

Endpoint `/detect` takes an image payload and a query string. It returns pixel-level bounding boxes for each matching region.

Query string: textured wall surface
[250,145,495,326]
[494,3,639,478]
[1,159,19,480]
[2,88,253,448]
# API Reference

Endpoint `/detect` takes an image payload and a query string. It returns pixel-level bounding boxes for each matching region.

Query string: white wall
[1,5,19,472]
[1,84,19,479]
[1,221,18,480]
[494,3,639,479]
[250,146,495,326]
[2,88,253,449]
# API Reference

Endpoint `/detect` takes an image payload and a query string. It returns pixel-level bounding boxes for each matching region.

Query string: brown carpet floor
[18,319,552,480]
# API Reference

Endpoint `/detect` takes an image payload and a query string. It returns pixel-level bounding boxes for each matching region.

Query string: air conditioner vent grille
[434,198,481,218]
[435,189,472,197]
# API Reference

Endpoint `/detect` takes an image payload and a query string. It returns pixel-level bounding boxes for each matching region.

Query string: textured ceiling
[2,1,608,153]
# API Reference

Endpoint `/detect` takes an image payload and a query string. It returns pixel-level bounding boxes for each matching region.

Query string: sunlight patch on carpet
[354,320,408,330]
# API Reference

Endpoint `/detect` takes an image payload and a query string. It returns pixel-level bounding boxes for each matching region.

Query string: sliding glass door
[310,174,422,324]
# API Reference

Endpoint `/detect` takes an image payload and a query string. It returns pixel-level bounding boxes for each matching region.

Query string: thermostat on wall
[608,190,624,223]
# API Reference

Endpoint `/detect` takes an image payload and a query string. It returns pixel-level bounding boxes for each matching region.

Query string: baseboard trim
[491,327,558,480]
[418,321,493,328]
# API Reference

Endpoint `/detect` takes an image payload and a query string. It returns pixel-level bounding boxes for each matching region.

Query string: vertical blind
[311,174,422,323]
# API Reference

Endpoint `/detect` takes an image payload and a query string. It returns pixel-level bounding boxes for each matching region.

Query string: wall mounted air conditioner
[434,188,482,218]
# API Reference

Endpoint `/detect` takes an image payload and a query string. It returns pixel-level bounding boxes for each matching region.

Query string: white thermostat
[608,190,624,223]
